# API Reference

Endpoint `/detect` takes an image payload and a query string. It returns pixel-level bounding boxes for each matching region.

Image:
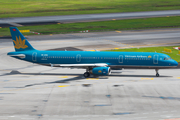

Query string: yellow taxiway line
[58,85,70,87]
[141,78,154,80]
[59,76,68,78]
[116,31,121,33]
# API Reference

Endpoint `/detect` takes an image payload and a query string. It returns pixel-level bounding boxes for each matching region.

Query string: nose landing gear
[155,69,159,77]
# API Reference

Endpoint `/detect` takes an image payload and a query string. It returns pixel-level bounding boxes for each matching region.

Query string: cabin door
[118,55,123,63]
[32,52,37,62]
[76,54,81,62]
[153,55,158,64]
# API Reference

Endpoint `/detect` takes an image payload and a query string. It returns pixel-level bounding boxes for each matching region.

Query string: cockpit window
[164,57,172,60]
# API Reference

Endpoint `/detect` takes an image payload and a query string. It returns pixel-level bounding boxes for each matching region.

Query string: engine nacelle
[91,67,111,76]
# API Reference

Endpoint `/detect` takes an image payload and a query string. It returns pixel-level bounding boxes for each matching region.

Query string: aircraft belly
[109,65,176,69]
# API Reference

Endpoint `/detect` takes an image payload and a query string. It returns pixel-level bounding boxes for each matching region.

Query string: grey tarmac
[0,29,180,120]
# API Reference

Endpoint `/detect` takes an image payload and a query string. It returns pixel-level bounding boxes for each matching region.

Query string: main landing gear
[155,69,159,77]
[84,68,90,78]
[84,72,90,78]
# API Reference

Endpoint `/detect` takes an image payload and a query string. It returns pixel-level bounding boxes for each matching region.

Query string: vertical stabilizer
[9,27,35,51]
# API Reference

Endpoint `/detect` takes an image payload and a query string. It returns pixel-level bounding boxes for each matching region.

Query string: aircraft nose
[173,60,178,66]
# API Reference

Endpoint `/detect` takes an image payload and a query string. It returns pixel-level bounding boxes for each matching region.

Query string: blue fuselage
[8,50,178,69]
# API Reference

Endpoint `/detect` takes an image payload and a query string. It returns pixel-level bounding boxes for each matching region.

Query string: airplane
[7,27,178,77]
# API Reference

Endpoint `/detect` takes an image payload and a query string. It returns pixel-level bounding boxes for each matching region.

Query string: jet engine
[91,67,111,76]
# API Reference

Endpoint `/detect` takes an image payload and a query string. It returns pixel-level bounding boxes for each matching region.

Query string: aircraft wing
[50,63,108,68]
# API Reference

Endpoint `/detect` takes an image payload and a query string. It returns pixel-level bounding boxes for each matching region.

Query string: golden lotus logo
[13,36,28,49]
[98,70,102,73]
[148,55,152,58]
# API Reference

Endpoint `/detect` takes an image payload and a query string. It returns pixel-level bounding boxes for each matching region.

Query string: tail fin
[9,27,35,51]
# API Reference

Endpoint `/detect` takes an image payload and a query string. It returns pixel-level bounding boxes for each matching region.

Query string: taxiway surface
[0,29,180,120]
[0,10,180,27]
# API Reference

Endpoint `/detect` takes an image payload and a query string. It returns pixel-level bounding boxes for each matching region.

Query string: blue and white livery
[7,27,178,77]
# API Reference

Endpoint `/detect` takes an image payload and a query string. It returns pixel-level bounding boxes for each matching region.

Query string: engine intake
[91,67,111,76]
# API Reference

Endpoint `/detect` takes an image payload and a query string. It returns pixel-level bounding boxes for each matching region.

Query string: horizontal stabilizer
[9,54,25,58]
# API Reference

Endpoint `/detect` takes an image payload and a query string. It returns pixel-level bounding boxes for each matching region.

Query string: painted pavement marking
[141,78,154,80]
[58,85,70,87]
[59,76,68,78]
[116,31,121,33]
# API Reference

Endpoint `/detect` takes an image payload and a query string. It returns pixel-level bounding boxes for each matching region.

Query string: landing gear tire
[84,72,90,78]
[156,73,159,77]
[155,69,160,77]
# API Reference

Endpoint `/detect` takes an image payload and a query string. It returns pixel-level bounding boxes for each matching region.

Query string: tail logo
[13,36,28,49]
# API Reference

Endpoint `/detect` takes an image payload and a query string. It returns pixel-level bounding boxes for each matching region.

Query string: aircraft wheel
[156,73,159,77]
[84,72,90,78]
[155,69,160,77]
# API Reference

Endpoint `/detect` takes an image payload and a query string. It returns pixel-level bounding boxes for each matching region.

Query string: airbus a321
[7,27,178,77]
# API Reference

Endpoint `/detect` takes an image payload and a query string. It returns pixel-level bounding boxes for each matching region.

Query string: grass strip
[1,0,180,18]
[1,16,180,36]
[106,46,180,62]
